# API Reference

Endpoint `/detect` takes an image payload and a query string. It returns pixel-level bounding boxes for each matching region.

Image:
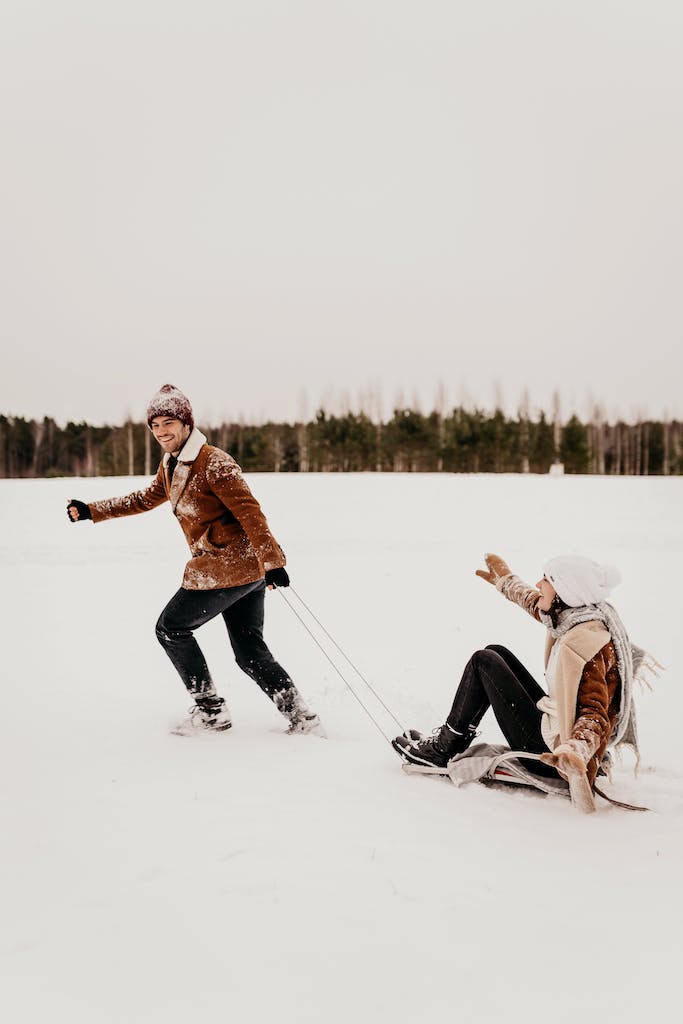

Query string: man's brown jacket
[88,429,285,590]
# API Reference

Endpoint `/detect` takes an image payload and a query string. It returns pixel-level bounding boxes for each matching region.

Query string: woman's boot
[392,723,477,767]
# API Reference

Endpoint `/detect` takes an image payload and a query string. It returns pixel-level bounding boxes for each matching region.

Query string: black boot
[171,696,232,736]
[392,723,477,767]
[272,687,325,736]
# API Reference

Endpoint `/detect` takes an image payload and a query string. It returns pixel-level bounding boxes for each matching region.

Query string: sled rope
[288,587,406,733]
[278,589,403,744]
[503,752,651,812]
[593,783,650,813]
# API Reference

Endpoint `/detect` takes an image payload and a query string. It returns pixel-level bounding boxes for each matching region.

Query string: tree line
[1,408,682,478]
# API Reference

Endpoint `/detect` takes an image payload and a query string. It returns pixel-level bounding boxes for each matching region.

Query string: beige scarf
[537,620,610,749]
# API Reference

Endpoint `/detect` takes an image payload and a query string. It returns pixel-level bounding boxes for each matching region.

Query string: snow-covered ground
[2,473,682,1023]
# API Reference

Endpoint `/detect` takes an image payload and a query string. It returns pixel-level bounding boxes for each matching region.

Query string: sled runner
[400,742,572,798]
[399,742,648,812]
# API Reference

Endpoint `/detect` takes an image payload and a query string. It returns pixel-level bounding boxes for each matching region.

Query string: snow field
[2,473,682,1023]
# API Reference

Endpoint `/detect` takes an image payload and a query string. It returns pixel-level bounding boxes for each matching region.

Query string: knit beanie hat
[542,555,622,607]
[146,384,194,430]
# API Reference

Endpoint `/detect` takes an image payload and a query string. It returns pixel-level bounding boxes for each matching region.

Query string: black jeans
[447,645,557,777]
[155,579,295,703]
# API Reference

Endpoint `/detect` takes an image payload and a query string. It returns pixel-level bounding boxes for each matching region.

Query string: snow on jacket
[88,429,286,590]
[497,575,621,786]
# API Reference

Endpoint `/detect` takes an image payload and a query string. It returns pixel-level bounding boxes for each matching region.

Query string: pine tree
[560,416,590,474]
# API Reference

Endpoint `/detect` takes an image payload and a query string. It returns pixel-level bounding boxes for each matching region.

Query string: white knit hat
[542,555,622,607]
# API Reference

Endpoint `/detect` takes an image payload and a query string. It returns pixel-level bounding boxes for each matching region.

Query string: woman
[392,553,643,812]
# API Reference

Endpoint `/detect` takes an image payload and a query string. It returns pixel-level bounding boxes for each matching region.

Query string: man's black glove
[265,568,290,589]
[67,499,92,522]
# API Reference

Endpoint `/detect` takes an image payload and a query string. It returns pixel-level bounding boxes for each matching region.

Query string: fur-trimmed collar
[162,428,207,466]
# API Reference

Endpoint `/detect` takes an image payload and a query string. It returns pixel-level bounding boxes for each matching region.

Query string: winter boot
[273,688,326,737]
[171,697,233,736]
[392,723,477,768]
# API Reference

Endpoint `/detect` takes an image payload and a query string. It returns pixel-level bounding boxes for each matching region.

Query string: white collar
[162,428,207,466]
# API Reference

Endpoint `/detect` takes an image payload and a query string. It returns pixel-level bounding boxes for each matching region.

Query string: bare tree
[552,390,562,465]
[86,427,96,477]
[663,414,670,476]
[31,419,45,478]
[273,430,282,473]
[611,422,622,475]
[127,420,134,476]
[493,378,504,413]
[590,402,605,475]
[642,422,650,476]
[237,419,244,465]
[671,421,681,474]
[519,388,530,474]
[435,380,447,473]
[297,422,309,473]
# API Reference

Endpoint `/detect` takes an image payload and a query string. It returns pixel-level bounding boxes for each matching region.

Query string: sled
[400,742,649,812]
[401,743,572,800]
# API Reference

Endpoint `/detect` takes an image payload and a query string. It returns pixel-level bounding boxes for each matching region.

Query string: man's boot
[273,687,326,737]
[170,695,233,736]
[392,723,477,767]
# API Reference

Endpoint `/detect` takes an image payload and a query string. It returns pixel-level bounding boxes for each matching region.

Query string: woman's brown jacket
[88,429,285,590]
[498,575,621,786]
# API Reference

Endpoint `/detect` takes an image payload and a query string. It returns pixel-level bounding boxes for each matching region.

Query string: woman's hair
[547,592,570,628]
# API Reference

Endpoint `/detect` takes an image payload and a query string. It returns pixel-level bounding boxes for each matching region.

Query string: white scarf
[539,602,656,759]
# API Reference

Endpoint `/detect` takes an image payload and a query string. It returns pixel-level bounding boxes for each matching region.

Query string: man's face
[150,417,191,454]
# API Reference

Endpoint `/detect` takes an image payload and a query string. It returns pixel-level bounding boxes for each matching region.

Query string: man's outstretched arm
[67,466,168,523]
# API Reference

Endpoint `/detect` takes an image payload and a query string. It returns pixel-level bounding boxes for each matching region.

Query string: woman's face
[536,575,557,612]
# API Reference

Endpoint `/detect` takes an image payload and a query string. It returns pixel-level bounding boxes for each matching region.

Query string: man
[67,384,323,737]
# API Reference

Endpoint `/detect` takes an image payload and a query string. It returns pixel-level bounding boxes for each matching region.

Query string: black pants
[155,579,295,703]
[447,645,557,777]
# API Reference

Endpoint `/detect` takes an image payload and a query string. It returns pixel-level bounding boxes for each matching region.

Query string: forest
[1,407,681,477]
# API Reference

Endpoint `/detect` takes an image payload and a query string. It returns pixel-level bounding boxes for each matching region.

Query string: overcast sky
[1,0,682,426]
